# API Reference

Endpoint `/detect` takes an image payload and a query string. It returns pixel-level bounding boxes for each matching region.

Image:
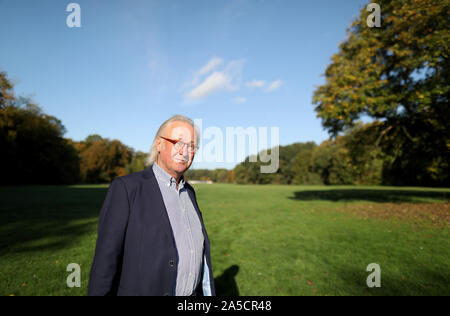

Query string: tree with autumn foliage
[312,0,449,186]
[74,135,132,183]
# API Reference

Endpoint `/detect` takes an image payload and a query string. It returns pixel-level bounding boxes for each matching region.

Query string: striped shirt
[152,163,204,296]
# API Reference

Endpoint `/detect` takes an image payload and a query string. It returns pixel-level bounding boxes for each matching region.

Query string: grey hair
[146,114,200,166]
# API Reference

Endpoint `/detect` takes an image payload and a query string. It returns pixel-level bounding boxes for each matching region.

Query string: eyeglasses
[159,136,199,153]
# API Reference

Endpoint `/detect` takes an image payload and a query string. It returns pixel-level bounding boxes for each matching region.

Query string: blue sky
[0,0,368,169]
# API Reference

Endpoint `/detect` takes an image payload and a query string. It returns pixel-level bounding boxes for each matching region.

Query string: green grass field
[0,184,449,296]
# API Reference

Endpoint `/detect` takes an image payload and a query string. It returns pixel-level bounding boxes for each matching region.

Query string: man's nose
[178,144,188,155]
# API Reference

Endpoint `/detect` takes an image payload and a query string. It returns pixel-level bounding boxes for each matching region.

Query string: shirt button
[169,260,175,267]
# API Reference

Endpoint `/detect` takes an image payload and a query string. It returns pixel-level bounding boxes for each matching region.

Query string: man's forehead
[169,123,194,140]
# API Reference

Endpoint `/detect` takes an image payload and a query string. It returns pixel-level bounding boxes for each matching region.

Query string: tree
[233,143,317,185]
[312,0,449,186]
[291,142,318,184]
[0,70,81,184]
[311,139,355,185]
[0,70,15,108]
[75,136,132,183]
[126,150,148,174]
[0,105,80,185]
[340,122,384,185]
[85,134,103,144]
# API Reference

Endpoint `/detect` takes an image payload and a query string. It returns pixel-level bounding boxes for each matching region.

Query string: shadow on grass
[215,265,240,296]
[0,186,108,255]
[289,189,449,203]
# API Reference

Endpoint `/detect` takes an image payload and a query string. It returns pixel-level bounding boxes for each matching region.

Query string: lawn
[0,184,448,296]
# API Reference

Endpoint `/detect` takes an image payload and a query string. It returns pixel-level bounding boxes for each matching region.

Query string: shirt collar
[153,162,185,189]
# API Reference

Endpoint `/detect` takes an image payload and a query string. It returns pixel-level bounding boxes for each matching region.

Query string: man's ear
[155,137,162,153]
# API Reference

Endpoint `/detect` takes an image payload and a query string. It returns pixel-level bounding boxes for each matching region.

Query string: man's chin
[172,160,190,172]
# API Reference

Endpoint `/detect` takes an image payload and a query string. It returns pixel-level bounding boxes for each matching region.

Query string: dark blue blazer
[87,166,215,296]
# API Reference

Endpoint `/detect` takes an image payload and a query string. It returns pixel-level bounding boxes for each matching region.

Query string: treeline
[189,119,448,187]
[230,122,385,185]
[1,75,80,184]
[185,122,385,185]
[1,69,448,186]
[0,70,145,185]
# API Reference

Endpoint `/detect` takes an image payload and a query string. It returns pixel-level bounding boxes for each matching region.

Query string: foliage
[230,130,384,186]
[0,71,80,184]
[311,139,354,185]
[74,136,132,183]
[125,150,148,174]
[312,0,449,186]
[339,122,384,185]
[1,70,132,185]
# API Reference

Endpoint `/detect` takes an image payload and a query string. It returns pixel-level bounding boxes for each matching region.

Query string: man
[88,115,215,296]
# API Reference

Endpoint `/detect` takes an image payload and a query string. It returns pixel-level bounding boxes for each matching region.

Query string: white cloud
[185,59,244,100]
[182,58,285,101]
[232,96,247,103]
[245,80,266,88]
[266,80,284,92]
[198,58,223,76]
[187,72,233,100]
[183,58,224,90]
